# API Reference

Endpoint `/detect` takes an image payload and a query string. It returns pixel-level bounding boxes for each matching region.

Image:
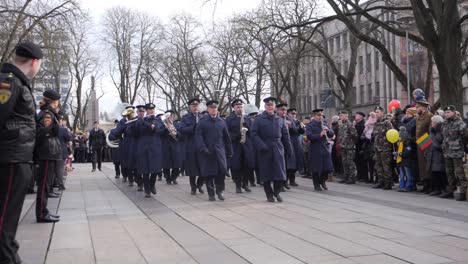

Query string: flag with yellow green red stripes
[416,133,432,150]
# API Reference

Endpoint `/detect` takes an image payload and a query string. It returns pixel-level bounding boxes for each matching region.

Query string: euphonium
[240,113,248,144]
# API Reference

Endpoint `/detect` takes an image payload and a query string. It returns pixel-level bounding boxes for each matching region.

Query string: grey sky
[79,0,262,117]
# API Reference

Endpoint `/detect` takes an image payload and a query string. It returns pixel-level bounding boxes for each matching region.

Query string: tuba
[106,130,120,148]
[162,112,178,141]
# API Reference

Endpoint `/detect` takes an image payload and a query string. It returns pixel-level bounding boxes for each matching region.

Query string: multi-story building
[271,0,434,118]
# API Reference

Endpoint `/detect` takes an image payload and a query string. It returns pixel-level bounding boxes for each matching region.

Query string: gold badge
[0,89,11,104]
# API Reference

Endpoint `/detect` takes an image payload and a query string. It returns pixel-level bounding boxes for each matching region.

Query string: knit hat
[406,107,417,117]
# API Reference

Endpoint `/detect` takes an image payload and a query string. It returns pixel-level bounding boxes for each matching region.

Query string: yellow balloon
[386,129,400,144]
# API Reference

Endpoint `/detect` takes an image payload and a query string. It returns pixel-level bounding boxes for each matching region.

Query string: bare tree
[0,0,79,64]
[102,7,163,104]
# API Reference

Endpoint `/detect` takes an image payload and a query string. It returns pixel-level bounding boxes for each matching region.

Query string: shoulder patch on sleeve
[0,89,12,104]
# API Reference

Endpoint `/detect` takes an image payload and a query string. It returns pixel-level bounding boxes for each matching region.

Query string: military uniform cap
[43,89,60,100]
[165,110,174,114]
[312,108,323,113]
[15,41,43,59]
[338,110,348,115]
[276,103,288,108]
[188,98,200,105]
[444,105,456,111]
[262,97,277,104]
[287,108,297,113]
[374,106,385,112]
[125,105,135,110]
[248,112,258,116]
[136,104,145,109]
[231,99,244,107]
[206,100,219,107]
[144,103,155,110]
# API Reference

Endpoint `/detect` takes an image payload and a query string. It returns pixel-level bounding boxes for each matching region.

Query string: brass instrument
[162,112,178,141]
[240,113,248,144]
[106,130,119,148]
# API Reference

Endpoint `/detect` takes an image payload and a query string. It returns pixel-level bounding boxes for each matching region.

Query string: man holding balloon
[372,106,395,190]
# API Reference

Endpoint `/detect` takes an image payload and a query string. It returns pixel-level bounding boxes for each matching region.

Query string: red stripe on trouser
[0,164,14,232]
[40,161,49,219]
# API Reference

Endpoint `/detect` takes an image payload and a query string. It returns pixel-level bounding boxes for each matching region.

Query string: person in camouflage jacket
[372,106,394,189]
[337,110,357,184]
[439,105,467,201]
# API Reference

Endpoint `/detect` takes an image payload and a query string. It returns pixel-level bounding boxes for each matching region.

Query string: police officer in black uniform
[0,41,43,264]
[35,89,62,223]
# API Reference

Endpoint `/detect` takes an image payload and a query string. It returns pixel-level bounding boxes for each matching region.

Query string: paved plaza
[15,163,468,264]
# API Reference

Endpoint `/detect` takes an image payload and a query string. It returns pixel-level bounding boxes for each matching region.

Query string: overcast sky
[78,0,263,117]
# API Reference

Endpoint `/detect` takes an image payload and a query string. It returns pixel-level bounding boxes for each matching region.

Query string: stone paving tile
[16,163,468,264]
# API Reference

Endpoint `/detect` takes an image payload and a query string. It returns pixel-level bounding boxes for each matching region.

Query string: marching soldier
[226,99,256,193]
[132,105,145,191]
[275,103,294,190]
[195,100,233,201]
[110,120,121,179]
[35,89,62,223]
[252,97,292,202]
[109,106,135,183]
[179,98,205,195]
[136,103,164,197]
[439,105,467,200]
[0,42,43,263]
[372,106,394,190]
[306,109,334,191]
[162,110,183,185]
[337,110,358,184]
[287,108,305,186]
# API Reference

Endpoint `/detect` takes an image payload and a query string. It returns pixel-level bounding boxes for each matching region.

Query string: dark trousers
[232,168,250,189]
[91,147,103,170]
[36,160,56,220]
[356,158,368,181]
[0,163,31,264]
[263,180,282,198]
[205,176,225,197]
[114,162,121,177]
[163,168,180,183]
[189,176,203,191]
[303,152,310,175]
[75,148,85,163]
[287,169,296,184]
[432,171,447,192]
[312,172,324,187]
[142,173,157,194]
[122,167,135,182]
[54,159,65,188]
[247,169,255,185]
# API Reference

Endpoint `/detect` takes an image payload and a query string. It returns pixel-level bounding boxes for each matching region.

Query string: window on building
[375,52,379,71]
[354,86,357,104]
[319,68,323,84]
[307,71,311,89]
[360,85,365,104]
[344,60,349,73]
[366,53,371,73]
[367,83,372,103]
[337,62,342,74]
[375,81,380,99]
[313,70,316,86]
[343,32,348,50]
[336,36,341,51]
[329,39,334,54]
[358,56,363,74]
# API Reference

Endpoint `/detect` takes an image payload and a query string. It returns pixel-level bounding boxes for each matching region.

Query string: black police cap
[43,89,60,100]
[125,105,135,110]
[206,100,219,107]
[188,98,200,105]
[15,41,43,59]
[165,110,174,114]
[355,111,366,117]
[287,108,297,113]
[263,97,277,104]
[135,105,145,109]
[145,103,155,110]
[312,108,323,113]
[231,99,244,107]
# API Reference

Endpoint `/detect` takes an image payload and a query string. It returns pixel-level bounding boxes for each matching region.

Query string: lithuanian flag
[416,133,432,150]
[396,142,403,164]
